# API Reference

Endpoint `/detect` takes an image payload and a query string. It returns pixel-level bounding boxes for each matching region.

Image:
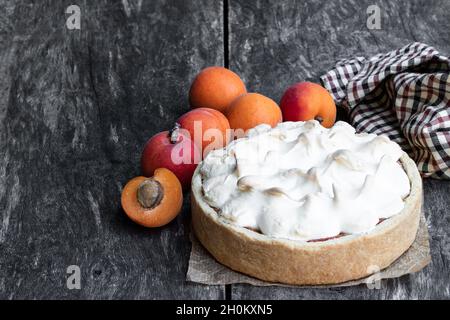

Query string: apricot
[280,82,336,128]
[177,107,230,158]
[121,168,183,228]
[141,126,201,191]
[189,66,247,113]
[226,93,282,135]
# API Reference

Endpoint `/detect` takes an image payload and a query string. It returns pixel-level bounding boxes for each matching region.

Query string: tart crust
[191,153,422,285]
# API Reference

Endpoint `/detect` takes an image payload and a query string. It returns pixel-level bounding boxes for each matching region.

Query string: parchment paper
[186,211,431,288]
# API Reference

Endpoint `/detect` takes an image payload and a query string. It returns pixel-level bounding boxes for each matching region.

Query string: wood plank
[0,0,224,299]
[229,0,450,299]
[229,0,450,103]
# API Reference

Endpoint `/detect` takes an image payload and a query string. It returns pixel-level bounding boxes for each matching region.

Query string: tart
[191,121,422,285]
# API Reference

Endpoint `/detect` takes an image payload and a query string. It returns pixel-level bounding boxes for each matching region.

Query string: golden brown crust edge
[191,153,422,285]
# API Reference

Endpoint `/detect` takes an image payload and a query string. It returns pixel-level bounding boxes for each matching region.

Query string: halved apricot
[121,168,183,228]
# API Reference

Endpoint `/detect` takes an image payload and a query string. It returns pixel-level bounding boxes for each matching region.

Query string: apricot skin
[177,107,230,158]
[140,130,200,191]
[189,66,247,113]
[226,93,282,133]
[280,82,336,128]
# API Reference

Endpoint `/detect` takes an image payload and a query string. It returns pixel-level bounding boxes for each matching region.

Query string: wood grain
[0,0,224,299]
[229,0,450,299]
[1,0,449,300]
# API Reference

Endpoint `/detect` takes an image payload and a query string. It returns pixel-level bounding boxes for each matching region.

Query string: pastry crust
[191,153,422,285]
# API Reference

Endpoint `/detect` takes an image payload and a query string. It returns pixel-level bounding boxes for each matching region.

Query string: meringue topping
[199,120,411,242]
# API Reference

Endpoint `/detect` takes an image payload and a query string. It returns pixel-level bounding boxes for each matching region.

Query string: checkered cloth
[321,42,450,179]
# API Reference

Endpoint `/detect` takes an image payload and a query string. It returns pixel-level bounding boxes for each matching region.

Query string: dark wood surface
[0,0,224,299]
[0,0,449,299]
[229,0,450,300]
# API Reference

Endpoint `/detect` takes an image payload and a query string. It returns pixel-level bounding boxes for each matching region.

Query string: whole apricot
[226,93,282,134]
[280,82,336,128]
[121,168,183,228]
[177,108,230,158]
[140,126,201,191]
[189,66,247,113]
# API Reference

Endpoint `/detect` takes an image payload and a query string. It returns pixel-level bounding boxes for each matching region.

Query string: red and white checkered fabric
[321,42,450,179]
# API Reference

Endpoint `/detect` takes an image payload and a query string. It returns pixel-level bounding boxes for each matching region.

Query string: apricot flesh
[121,168,183,228]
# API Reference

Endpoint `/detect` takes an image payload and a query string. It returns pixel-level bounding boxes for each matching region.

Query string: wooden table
[0,0,449,299]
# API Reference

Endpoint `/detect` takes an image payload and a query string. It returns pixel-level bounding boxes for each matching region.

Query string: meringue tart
[191,121,422,285]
